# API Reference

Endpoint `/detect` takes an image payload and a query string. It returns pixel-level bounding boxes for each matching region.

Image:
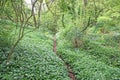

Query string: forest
[0,0,120,80]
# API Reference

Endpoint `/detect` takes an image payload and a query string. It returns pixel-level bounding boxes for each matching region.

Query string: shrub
[62,26,84,48]
[0,19,14,47]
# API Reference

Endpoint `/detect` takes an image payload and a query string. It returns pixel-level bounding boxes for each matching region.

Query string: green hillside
[0,0,120,80]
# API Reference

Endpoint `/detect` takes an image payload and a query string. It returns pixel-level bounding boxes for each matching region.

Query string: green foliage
[57,31,120,80]
[59,0,68,12]
[65,27,84,47]
[58,26,83,48]
[0,29,70,80]
[0,19,14,47]
[57,46,120,80]
[66,27,84,40]
[83,39,120,67]
[103,33,120,47]
[0,0,120,80]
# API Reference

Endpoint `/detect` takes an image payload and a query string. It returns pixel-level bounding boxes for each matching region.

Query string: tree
[0,0,42,64]
[58,0,105,48]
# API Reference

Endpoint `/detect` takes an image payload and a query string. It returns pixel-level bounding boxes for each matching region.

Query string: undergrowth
[57,48,120,80]
[57,33,120,80]
[0,23,70,80]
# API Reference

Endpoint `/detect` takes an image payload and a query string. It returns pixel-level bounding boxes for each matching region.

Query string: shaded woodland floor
[0,21,120,80]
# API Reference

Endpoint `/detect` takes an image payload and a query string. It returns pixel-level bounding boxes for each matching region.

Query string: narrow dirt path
[53,35,76,80]
[66,64,76,80]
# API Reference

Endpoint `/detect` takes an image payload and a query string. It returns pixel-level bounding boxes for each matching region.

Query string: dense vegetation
[0,0,120,80]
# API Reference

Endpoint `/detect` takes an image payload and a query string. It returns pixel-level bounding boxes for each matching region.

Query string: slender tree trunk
[31,0,37,27]
[83,0,87,7]
[62,14,65,28]
[6,35,23,64]
[53,35,57,53]
[37,0,43,27]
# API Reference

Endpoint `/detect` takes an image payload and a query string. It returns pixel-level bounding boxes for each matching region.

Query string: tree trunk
[6,36,23,64]
[53,35,57,53]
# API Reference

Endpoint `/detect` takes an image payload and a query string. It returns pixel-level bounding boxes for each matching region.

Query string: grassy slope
[57,34,120,80]
[1,20,120,80]
[0,22,70,80]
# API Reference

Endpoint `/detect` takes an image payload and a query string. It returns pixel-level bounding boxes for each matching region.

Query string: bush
[61,26,84,48]
[0,19,14,47]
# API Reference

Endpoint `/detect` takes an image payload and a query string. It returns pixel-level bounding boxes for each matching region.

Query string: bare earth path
[53,35,76,80]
